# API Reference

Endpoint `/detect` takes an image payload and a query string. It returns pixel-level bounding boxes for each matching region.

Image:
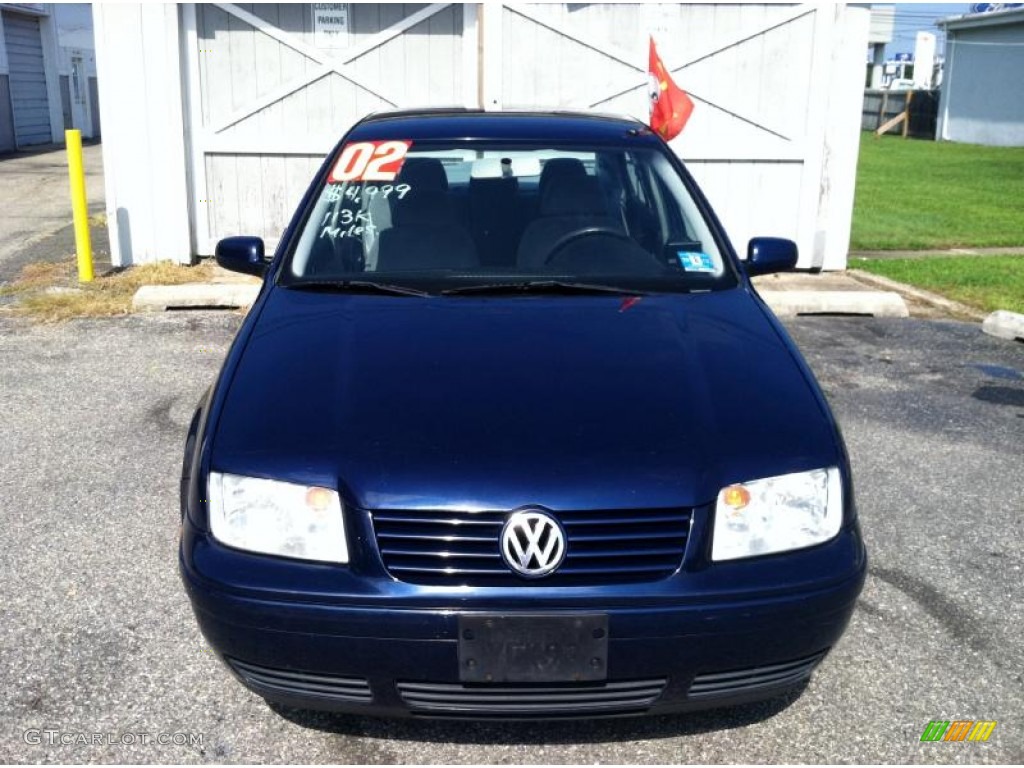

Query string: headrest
[396,157,449,192]
[539,174,607,217]
[538,158,588,197]
[392,191,454,227]
[469,175,518,203]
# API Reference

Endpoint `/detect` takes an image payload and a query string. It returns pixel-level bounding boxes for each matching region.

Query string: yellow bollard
[65,129,94,283]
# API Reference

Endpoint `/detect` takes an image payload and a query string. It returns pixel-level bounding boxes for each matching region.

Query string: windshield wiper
[287,280,430,297]
[441,280,650,297]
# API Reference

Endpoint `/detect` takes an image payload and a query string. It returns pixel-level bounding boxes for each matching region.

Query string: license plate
[457,614,609,683]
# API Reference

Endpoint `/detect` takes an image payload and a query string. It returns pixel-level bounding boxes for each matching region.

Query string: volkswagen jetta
[179,109,867,719]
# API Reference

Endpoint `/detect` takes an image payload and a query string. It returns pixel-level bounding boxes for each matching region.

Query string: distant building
[53,3,100,141]
[0,3,98,153]
[937,6,1024,145]
[867,5,895,87]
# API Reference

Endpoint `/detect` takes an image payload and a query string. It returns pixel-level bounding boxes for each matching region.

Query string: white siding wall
[938,18,1024,147]
[816,3,870,271]
[37,6,65,145]
[93,3,190,265]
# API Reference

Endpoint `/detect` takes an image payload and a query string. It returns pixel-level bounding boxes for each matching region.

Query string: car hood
[211,287,838,510]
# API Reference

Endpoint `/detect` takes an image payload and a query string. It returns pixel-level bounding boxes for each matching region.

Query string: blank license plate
[457,614,608,683]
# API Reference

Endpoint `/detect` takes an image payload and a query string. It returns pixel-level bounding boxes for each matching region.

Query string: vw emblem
[500,510,566,578]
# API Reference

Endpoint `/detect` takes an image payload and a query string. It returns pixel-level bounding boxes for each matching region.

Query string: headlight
[207,472,349,563]
[712,467,843,561]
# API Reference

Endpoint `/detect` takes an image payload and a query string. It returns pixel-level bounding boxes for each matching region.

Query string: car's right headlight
[712,467,843,561]
[207,472,349,564]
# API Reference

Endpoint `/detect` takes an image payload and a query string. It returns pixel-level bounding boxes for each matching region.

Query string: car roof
[347,108,660,145]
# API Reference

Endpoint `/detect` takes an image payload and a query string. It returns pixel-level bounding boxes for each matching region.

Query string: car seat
[516,161,621,269]
[376,191,479,272]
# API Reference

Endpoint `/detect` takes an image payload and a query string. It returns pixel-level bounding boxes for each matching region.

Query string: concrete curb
[849,247,1024,260]
[759,290,908,318]
[846,269,987,321]
[131,282,910,318]
[982,310,1024,342]
[132,283,259,312]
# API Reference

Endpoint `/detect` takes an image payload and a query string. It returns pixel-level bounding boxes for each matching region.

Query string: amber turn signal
[722,484,751,510]
[305,486,333,512]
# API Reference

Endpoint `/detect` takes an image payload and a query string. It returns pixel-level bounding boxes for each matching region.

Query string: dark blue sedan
[179,109,866,719]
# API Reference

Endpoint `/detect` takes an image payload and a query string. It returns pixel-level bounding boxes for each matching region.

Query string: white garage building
[93,3,870,270]
[0,2,98,152]
[937,6,1024,147]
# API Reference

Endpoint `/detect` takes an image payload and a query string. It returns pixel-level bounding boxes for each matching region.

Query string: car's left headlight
[712,467,843,561]
[207,472,349,564]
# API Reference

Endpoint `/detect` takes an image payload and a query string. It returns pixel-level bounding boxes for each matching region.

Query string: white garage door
[2,12,52,147]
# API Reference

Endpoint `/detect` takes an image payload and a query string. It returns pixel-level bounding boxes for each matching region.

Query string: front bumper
[180,521,866,719]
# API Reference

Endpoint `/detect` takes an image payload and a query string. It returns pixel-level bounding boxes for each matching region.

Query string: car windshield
[284,141,737,294]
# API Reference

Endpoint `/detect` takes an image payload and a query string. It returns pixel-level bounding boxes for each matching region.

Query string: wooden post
[902,90,914,138]
[875,111,906,136]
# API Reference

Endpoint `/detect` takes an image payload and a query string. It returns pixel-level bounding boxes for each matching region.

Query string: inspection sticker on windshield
[329,140,412,183]
[678,251,715,272]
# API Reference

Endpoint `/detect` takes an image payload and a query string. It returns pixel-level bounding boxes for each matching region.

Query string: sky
[884,3,971,58]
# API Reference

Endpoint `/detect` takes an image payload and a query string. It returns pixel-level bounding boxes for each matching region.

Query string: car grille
[687,651,827,699]
[397,678,667,716]
[226,658,373,703]
[372,507,692,586]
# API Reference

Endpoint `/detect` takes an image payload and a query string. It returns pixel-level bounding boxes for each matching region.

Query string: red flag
[648,37,694,141]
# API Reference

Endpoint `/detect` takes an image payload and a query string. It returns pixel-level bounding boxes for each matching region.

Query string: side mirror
[215,236,267,277]
[745,237,798,276]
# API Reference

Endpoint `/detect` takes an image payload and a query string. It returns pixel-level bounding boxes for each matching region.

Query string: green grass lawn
[853,255,1024,314]
[851,134,1024,251]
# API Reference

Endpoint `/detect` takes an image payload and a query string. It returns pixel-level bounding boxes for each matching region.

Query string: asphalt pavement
[0,312,1021,764]
[0,143,106,282]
